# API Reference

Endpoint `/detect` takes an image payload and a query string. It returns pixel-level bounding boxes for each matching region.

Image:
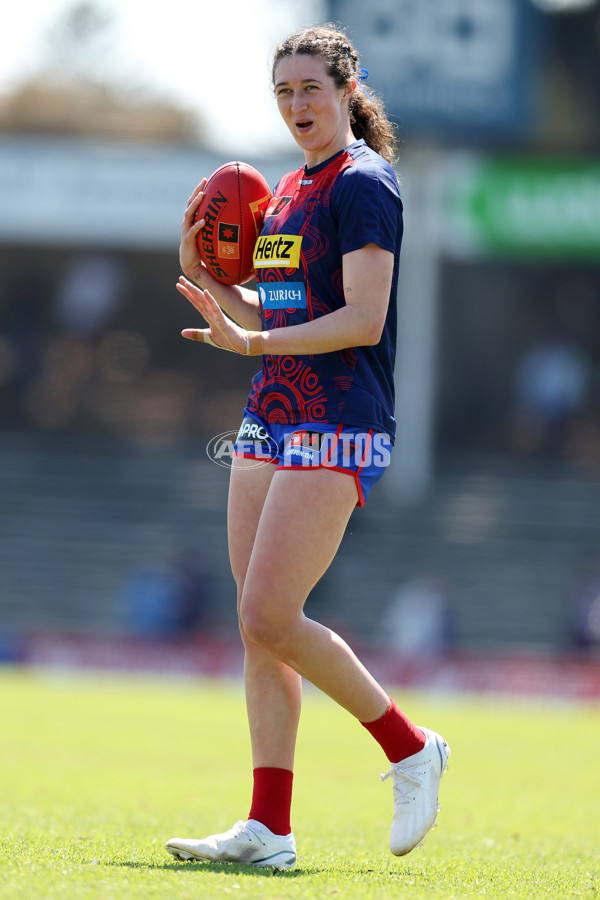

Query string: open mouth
[296,120,313,131]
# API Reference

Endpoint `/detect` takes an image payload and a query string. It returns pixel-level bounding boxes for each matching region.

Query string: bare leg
[228,458,303,770]
[238,467,390,726]
[168,462,446,863]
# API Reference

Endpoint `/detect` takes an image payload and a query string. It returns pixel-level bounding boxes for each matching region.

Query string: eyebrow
[275,77,324,89]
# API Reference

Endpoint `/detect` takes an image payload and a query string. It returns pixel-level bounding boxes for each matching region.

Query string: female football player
[166,24,449,868]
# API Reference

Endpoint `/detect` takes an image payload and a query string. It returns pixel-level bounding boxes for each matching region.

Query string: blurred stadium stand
[0,435,232,637]
[1,0,600,672]
[1,434,600,657]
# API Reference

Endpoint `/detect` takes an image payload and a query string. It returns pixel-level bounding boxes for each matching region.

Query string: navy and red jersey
[246,138,403,440]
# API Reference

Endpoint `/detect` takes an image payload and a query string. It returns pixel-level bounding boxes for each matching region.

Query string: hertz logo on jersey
[253,235,302,269]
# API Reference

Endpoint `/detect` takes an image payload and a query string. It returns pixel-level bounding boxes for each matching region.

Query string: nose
[290,90,308,113]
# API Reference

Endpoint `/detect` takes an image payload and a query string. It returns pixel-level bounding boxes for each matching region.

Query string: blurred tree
[42,0,117,85]
[0,0,206,144]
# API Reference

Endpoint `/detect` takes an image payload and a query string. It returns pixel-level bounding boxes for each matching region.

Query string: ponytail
[349,83,397,164]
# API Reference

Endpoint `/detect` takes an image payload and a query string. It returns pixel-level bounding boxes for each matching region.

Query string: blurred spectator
[0,630,25,664]
[54,253,125,336]
[173,551,212,632]
[512,335,591,458]
[565,410,600,478]
[570,564,600,651]
[119,561,183,637]
[119,551,210,637]
[378,575,454,657]
[12,253,128,432]
[0,267,46,426]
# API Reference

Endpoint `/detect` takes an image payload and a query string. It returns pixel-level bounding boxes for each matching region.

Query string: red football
[194,161,272,285]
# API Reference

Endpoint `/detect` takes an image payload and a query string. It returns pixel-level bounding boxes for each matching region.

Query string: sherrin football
[194,161,272,285]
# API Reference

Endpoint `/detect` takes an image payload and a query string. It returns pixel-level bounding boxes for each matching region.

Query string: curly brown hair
[271,24,398,164]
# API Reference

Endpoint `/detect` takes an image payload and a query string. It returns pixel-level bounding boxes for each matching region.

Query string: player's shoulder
[337,141,400,195]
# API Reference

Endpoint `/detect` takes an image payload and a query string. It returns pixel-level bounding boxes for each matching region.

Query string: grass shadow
[112,860,308,877]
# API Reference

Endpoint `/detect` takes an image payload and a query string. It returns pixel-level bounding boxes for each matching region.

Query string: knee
[239,592,289,654]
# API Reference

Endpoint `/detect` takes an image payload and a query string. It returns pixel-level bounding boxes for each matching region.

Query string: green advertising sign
[445,157,600,260]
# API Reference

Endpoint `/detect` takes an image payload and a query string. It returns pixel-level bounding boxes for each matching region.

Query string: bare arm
[263,244,393,354]
[177,244,394,356]
[180,180,262,331]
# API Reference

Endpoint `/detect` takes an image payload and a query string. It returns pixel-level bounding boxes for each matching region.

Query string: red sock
[248,767,293,836]
[361,699,425,763]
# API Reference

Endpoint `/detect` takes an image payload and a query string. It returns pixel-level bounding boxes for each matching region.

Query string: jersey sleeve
[332,162,403,256]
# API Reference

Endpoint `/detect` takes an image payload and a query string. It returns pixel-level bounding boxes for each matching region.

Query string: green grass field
[0,668,598,899]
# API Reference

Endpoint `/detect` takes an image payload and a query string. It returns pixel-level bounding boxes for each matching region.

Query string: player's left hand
[176,276,263,355]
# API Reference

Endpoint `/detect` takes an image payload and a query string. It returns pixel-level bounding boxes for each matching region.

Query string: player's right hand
[179,179,208,282]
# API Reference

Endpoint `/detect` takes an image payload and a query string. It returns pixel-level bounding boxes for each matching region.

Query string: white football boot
[381,726,451,856]
[166,819,297,869]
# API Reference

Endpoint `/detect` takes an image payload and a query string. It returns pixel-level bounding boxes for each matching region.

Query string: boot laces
[380,758,429,805]
[233,820,266,845]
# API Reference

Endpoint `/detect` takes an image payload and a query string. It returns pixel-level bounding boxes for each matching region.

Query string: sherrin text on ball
[194,161,271,285]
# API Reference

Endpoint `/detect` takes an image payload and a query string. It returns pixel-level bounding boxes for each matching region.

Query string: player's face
[274,54,355,167]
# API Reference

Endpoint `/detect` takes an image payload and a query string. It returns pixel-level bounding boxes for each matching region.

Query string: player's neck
[304,128,356,171]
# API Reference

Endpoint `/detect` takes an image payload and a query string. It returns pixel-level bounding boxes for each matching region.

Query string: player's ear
[343,79,356,104]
